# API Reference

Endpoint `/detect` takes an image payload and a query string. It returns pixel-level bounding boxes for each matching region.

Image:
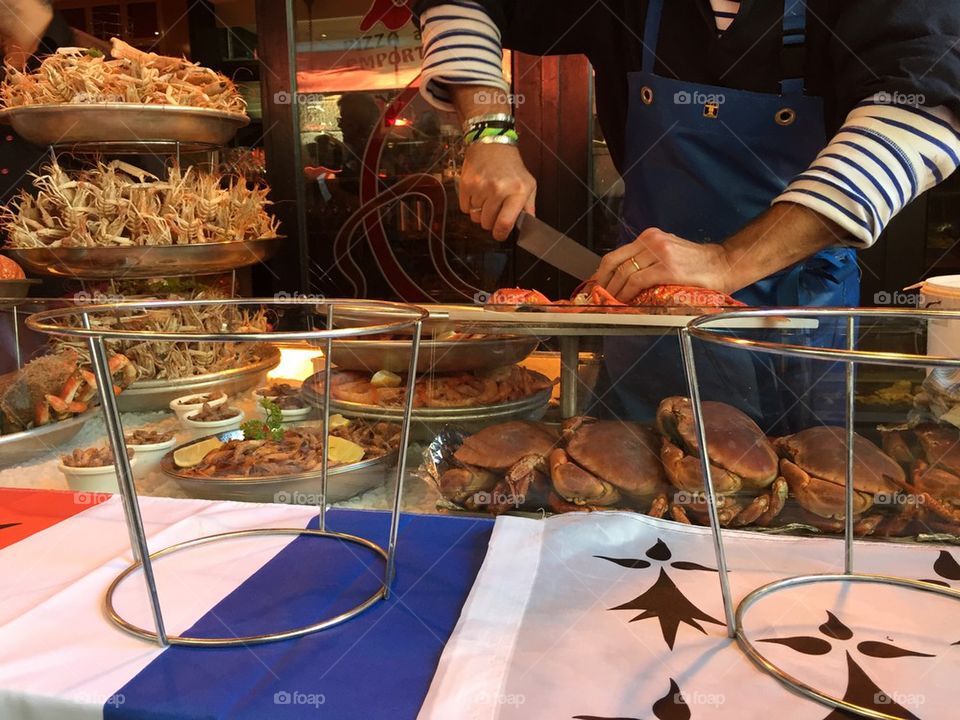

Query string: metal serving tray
[0,103,249,150]
[7,237,283,280]
[160,426,397,503]
[328,334,539,373]
[0,279,41,299]
[0,411,93,466]
[116,345,280,412]
[302,371,553,441]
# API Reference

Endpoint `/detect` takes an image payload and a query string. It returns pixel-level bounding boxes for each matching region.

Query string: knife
[515,211,601,281]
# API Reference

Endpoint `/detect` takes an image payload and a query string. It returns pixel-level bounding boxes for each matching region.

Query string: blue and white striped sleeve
[417,2,509,113]
[774,101,960,246]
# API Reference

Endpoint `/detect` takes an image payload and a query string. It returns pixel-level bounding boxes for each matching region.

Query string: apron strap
[641,0,665,74]
[781,0,808,94]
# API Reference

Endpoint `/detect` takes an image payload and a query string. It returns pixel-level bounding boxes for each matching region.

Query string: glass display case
[282,1,516,303]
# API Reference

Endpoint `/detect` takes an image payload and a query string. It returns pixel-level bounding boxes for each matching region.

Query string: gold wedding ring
[469,207,483,213]
[631,257,642,272]
[620,257,642,274]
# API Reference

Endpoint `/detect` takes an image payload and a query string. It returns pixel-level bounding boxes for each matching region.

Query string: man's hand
[0,0,53,67]
[596,228,733,302]
[594,203,847,302]
[448,83,536,241]
[459,142,536,241]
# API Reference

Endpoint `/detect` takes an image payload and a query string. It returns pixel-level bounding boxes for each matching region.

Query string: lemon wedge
[327,436,365,464]
[173,437,224,468]
[327,413,350,430]
[370,370,402,388]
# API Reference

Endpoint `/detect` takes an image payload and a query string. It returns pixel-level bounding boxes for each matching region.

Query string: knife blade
[515,211,600,281]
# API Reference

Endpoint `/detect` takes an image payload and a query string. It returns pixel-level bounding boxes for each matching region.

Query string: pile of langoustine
[306,366,555,409]
[490,281,744,310]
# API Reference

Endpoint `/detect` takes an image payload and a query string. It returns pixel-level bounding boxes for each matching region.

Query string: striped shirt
[418,1,960,246]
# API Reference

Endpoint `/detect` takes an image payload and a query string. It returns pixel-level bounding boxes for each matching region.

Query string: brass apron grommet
[641,86,655,105]
[776,108,797,126]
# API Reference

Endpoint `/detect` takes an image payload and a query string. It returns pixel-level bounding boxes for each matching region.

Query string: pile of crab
[0,349,136,433]
[0,39,245,113]
[1,159,278,249]
[429,396,960,537]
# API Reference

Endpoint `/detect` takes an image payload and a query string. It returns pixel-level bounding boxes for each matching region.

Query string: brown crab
[654,397,786,527]
[881,424,960,533]
[549,417,669,508]
[774,426,904,534]
[438,421,561,513]
[0,350,136,431]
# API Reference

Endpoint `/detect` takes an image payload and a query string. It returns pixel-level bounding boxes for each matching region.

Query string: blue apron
[597,0,859,426]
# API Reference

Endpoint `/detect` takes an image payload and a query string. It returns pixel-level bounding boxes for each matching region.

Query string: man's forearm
[720,202,846,294]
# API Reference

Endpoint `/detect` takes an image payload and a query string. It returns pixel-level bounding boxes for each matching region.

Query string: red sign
[361,0,413,31]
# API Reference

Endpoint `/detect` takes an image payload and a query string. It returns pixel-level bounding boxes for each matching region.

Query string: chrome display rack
[26,297,427,647]
[682,307,960,720]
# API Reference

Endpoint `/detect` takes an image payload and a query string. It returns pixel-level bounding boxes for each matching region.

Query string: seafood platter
[302,364,556,441]
[160,417,402,503]
[0,38,281,279]
[0,158,282,278]
[0,39,248,150]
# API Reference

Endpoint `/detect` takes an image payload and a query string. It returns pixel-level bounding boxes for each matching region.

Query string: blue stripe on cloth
[867,115,960,166]
[423,28,497,55]
[853,101,960,143]
[423,42,502,60]
[106,509,493,720]
[792,172,881,229]
[842,127,919,198]
[836,139,907,207]
[423,55,504,74]
[821,152,895,213]
[785,187,874,233]
[922,153,945,184]
[421,14,501,36]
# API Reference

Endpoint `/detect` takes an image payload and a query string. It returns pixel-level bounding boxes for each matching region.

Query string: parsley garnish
[241,398,285,441]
